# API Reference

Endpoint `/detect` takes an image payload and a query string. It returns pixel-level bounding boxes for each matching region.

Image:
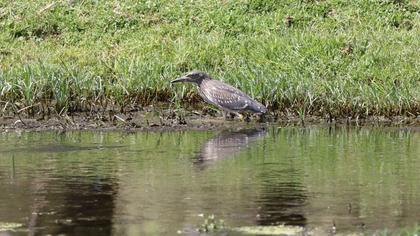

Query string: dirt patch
[0,107,268,132]
[1,107,420,132]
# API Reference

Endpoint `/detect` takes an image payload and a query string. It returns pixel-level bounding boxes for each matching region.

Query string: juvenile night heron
[171,71,267,119]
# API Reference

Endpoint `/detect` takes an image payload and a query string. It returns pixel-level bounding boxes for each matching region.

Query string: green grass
[0,0,419,118]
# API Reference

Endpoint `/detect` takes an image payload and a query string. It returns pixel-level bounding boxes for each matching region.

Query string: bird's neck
[196,78,210,86]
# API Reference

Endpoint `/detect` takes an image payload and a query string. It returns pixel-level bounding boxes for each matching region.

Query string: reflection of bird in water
[197,128,267,163]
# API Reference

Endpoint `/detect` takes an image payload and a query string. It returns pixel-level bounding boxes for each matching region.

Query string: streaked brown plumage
[171,71,267,119]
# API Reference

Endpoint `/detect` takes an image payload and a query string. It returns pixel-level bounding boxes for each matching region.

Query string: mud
[1,106,420,132]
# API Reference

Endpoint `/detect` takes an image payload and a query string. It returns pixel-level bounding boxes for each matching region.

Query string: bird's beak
[171,76,190,84]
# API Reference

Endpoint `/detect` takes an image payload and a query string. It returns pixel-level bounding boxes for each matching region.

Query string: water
[0,126,419,235]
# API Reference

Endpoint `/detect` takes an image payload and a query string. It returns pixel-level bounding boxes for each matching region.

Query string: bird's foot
[235,113,250,122]
[256,113,266,123]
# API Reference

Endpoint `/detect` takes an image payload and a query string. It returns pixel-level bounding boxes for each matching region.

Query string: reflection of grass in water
[377,224,420,236]
[0,222,23,232]
[1,0,419,118]
[232,225,304,235]
[228,224,420,236]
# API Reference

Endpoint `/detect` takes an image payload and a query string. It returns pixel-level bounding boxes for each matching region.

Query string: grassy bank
[0,0,419,118]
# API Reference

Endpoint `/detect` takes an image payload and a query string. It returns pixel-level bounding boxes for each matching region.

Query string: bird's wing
[201,80,254,111]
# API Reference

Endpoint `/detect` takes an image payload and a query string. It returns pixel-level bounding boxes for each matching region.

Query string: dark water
[0,126,419,235]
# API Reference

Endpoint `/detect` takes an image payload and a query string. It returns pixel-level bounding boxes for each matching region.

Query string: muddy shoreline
[1,107,420,132]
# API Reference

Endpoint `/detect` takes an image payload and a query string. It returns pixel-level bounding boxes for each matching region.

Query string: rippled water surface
[0,126,419,235]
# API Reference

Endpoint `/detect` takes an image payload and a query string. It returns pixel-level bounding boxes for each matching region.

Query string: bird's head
[171,71,211,85]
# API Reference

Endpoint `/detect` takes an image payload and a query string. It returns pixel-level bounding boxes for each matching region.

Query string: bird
[171,71,267,120]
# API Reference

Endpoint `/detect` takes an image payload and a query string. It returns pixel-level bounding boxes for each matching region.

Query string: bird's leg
[222,111,235,120]
[244,113,251,122]
[222,110,228,120]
